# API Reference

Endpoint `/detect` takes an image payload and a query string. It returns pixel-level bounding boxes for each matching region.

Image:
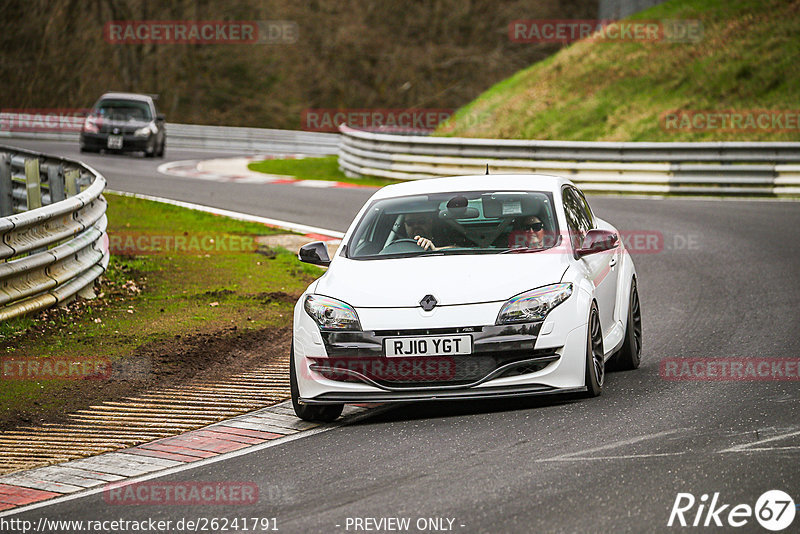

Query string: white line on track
[718,428,800,453]
[535,429,682,462]
[538,452,688,461]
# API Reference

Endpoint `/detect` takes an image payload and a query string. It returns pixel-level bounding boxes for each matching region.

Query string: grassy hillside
[437,0,800,141]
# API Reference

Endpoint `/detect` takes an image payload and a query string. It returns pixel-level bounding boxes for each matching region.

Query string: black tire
[583,302,604,397]
[290,344,344,423]
[612,280,642,371]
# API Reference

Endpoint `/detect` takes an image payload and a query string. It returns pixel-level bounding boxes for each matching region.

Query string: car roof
[97,92,153,103]
[371,174,574,199]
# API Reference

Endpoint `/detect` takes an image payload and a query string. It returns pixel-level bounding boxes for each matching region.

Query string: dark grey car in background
[79,92,165,157]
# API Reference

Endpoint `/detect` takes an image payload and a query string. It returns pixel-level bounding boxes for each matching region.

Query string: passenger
[509,215,547,249]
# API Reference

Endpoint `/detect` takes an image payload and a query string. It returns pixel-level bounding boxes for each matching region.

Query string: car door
[563,187,618,336]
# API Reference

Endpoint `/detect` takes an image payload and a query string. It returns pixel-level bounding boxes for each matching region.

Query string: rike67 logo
[668,490,795,531]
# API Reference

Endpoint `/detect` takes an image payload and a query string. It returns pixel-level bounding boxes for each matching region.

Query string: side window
[575,189,595,229]
[349,208,380,255]
[562,187,592,251]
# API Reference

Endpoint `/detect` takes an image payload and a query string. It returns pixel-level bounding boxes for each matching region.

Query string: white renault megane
[291,175,642,422]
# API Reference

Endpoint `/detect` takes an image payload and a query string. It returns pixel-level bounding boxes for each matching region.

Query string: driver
[403,212,439,250]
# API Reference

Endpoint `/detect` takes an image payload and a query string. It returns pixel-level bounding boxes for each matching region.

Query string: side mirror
[577,229,618,257]
[156,113,166,122]
[298,241,331,266]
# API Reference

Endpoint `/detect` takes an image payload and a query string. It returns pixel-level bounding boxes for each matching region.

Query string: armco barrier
[0,116,340,156]
[337,125,800,196]
[0,145,109,321]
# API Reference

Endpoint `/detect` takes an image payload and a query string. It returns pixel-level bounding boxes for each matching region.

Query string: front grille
[372,326,483,337]
[312,350,556,388]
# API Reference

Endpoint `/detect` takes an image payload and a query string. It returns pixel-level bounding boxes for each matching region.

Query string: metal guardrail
[338,125,800,196]
[0,145,109,321]
[0,119,340,156]
[163,123,340,155]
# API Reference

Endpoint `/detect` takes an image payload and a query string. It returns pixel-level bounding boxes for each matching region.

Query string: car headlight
[134,123,156,137]
[496,283,573,324]
[304,295,361,330]
[83,117,99,133]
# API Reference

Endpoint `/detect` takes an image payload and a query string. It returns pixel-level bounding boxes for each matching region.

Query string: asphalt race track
[5,139,800,532]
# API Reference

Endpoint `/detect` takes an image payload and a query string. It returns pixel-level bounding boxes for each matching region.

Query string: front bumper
[294,314,590,404]
[80,132,152,152]
[300,384,586,404]
[311,323,557,389]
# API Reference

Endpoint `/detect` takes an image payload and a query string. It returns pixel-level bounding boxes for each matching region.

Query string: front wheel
[290,344,344,422]
[144,138,156,158]
[583,303,604,397]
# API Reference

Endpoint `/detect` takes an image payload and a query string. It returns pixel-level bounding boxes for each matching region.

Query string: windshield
[93,99,152,122]
[346,190,559,259]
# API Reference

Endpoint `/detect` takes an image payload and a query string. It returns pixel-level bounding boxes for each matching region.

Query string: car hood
[315,252,570,308]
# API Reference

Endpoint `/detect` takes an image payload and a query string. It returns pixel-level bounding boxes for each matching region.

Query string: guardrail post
[25,158,42,210]
[0,153,11,217]
[65,169,79,197]
[48,163,66,203]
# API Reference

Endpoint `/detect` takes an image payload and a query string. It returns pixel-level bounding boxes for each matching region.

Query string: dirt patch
[0,325,292,432]
[256,291,298,305]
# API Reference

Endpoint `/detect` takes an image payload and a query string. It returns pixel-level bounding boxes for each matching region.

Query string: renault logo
[419,294,437,311]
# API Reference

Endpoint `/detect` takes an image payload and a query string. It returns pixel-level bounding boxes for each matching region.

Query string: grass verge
[436,0,800,141]
[0,193,323,429]
[248,155,401,187]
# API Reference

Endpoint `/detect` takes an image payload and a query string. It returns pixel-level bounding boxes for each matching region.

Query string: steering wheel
[379,238,424,254]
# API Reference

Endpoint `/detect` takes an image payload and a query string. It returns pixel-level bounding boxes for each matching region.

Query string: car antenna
[485,164,489,175]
